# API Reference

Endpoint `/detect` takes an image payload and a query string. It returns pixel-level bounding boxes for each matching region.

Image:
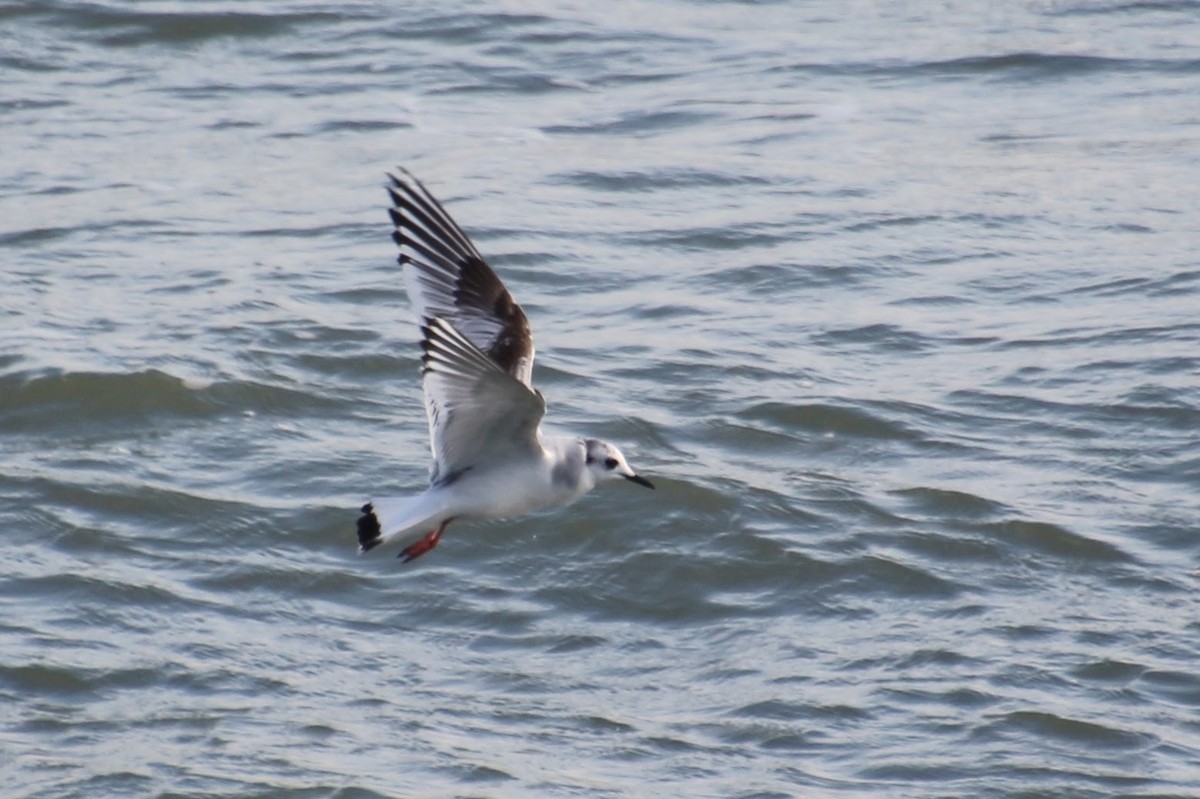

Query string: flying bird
[357,169,654,562]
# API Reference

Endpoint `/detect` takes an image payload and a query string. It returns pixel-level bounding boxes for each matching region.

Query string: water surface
[3,1,1199,797]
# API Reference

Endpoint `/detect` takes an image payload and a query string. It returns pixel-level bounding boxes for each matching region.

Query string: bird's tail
[357,493,444,553]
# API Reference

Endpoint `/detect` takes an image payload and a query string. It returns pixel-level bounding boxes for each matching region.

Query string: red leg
[398,519,452,563]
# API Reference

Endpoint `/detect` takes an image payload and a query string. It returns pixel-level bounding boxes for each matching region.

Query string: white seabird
[357,169,654,563]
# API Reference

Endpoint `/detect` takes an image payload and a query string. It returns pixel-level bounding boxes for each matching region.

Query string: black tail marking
[357,503,383,552]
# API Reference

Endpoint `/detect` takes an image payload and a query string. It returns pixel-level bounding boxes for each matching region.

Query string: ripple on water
[41,5,347,46]
[0,368,349,433]
[738,400,920,441]
[1138,670,1200,709]
[551,167,771,193]
[976,709,1156,752]
[976,518,1132,565]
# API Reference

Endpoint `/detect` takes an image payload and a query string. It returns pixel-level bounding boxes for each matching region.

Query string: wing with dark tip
[420,316,546,477]
[388,168,535,387]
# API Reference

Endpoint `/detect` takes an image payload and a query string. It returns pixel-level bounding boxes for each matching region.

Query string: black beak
[624,473,655,490]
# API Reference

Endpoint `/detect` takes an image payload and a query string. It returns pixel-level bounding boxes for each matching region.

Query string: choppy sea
[3,2,1199,797]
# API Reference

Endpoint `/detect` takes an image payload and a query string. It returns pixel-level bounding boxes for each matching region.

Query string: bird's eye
[604,457,618,470]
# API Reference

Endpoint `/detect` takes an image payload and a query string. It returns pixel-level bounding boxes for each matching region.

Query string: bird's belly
[454,463,581,520]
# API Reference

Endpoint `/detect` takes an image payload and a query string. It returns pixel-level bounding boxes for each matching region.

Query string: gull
[357,169,655,562]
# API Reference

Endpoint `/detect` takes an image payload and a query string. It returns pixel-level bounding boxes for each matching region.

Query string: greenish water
[3,2,1199,797]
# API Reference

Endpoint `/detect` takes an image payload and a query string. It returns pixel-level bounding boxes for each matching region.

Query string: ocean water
[3,1,1199,797]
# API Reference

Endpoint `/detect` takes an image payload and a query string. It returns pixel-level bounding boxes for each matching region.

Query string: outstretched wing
[388,168,535,388]
[420,316,545,479]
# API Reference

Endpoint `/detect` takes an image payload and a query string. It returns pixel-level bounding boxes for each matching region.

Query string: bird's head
[583,438,654,489]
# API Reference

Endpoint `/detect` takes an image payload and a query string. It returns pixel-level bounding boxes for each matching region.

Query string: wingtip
[387,167,429,199]
[387,167,414,186]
